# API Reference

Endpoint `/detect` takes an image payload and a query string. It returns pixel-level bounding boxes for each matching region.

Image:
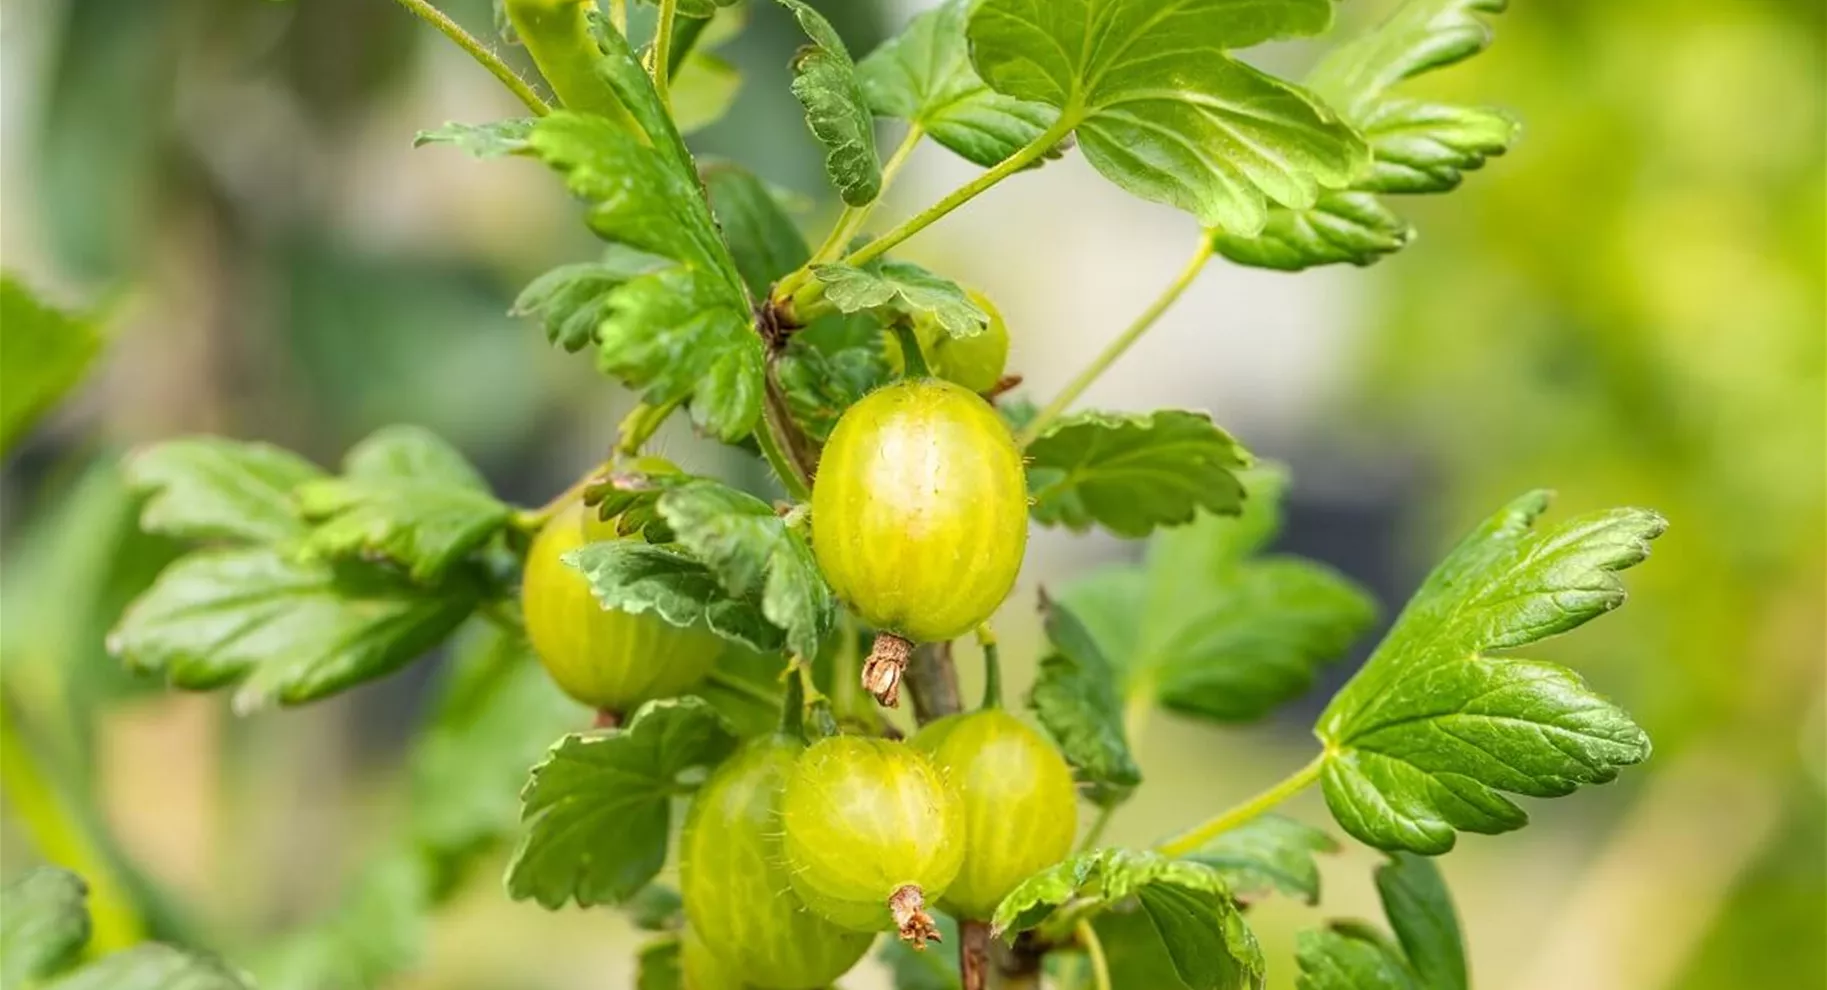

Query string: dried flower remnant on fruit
[889,883,943,949]
[863,631,915,706]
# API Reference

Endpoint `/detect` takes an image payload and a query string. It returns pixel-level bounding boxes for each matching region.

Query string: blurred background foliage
[1,0,1821,988]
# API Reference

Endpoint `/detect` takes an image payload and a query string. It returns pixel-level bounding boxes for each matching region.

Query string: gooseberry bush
[2,0,1672,988]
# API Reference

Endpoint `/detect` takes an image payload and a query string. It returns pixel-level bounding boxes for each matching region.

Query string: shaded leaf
[703,162,810,300]
[1375,854,1466,990]
[635,937,682,990]
[1295,924,1420,990]
[1026,410,1249,538]
[563,540,785,653]
[1,869,90,986]
[109,548,478,712]
[858,0,1058,168]
[505,698,739,908]
[1315,493,1664,853]
[0,275,102,455]
[1032,596,1141,807]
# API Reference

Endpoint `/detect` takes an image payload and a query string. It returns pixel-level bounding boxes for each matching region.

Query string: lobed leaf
[779,0,882,206]
[1182,815,1339,906]
[1295,924,1420,990]
[505,698,739,908]
[702,161,811,300]
[1375,854,1467,990]
[124,437,325,545]
[857,0,1058,168]
[0,275,103,456]
[992,849,1265,990]
[563,540,785,653]
[1315,493,1664,853]
[1,869,90,986]
[1025,410,1249,538]
[1059,466,1377,725]
[1032,595,1142,807]
[635,937,683,990]
[811,259,988,339]
[412,119,534,158]
[967,0,1367,235]
[294,425,511,584]
[655,480,834,658]
[512,250,665,353]
[109,547,478,712]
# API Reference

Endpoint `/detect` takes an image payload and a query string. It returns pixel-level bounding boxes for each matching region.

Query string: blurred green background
[1,0,1821,988]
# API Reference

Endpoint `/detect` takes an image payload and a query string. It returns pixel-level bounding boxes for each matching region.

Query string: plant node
[888,884,942,949]
[862,632,915,707]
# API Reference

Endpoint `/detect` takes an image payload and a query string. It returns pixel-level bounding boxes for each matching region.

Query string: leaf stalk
[1155,752,1326,856]
[390,0,552,116]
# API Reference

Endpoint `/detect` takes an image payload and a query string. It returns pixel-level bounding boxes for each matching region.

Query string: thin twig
[388,0,552,116]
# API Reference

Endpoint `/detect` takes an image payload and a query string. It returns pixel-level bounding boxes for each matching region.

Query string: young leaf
[967,0,1367,235]
[412,119,535,158]
[109,548,478,712]
[1375,854,1467,990]
[703,162,811,300]
[1058,466,1377,724]
[778,0,882,206]
[992,849,1265,990]
[505,698,739,908]
[811,259,988,338]
[1314,493,1665,854]
[1214,0,1519,270]
[1181,815,1338,906]
[512,250,666,353]
[1025,410,1250,538]
[124,438,325,544]
[295,425,511,585]
[0,275,102,455]
[523,27,763,440]
[857,0,1058,168]
[655,481,834,658]
[878,913,962,990]
[1295,924,1420,990]
[408,624,583,859]
[1032,595,1142,807]
[1,869,90,985]
[563,540,785,653]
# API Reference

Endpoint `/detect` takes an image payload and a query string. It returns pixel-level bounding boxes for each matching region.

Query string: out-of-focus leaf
[254,852,429,990]
[1,869,90,985]
[123,438,324,545]
[412,119,534,158]
[0,276,102,455]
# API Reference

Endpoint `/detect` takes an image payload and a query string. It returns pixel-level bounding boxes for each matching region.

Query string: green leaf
[409,624,583,859]
[0,275,103,455]
[1059,466,1377,724]
[625,885,685,932]
[294,425,510,584]
[43,945,251,990]
[992,849,1265,990]
[672,53,742,135]
[123,438,326,544]
[656,481,834,659]
[1181,815,1338,906]
[1314,493,1664,854]
[966,0,1367,235]
[1032,595,1142,807]
[878,912,961,990]
[1375,854,1466,990]
[1215,0,1518,270]
[412,119,535,158]
[522,27,763,440]
[512,250,666,353]
[778,0,882,206]
[1026,410,1250,538]
[703,162,811,300]
[109,547,478,712]
[857,0,1058,168]
[563,539,785,653]
[635,937,682,990]
[774,322,891,442]
[505,697,739,908]
[1295,924,1420,990]
[2,869,90,985]
[811,259,988,339]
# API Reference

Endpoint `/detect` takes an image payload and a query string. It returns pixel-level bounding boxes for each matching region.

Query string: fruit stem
[615,396,682,455]
[960,920,991,990]
[977,624,1002,710]
[889,884,944,949]
[904,641,964,725]
[1076,919,1113,990]
[1015,237,1215,448]
[778,662,806,738]
[1077,803,1115,853]
[391,0,552,116]
[1155,752,1327,856]
[862,632,916,708]
[890,320,931,378]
